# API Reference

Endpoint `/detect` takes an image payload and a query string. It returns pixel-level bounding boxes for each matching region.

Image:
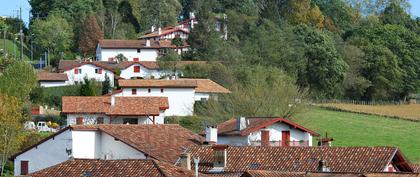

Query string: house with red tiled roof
[57,60,116,87]
[180,145,414,176]
[95,39,189,62]
[22,159,210,177]
[37,71,69,87]
[61,96,169,125]
[139,26,191,41]
[11,124,204,176]
[204,117,319,147]
[114,79,230,116]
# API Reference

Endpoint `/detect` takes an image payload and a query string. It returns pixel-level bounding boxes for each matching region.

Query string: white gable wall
[99,48,158,62]
[119,64,162,79]
[64,64,115,87]
[14,129,72,176]
[120,88,194,116]
[100,132,146,159]
[72,131,98,159]
[39,81,69,88]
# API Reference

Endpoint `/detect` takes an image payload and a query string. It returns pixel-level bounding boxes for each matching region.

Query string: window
[95,68,103,74]
[134,66,140,73]
[137,49,141,53]
[76,117,84,125]
[148,88,151,93]
[20,161,28,175]
[132,89,137,95]
[133,58,139,62]
[161,88,164,93]
[97,117,104,124]
[123,118,138,124]
[74,68,78,74]
[78,69,82,74]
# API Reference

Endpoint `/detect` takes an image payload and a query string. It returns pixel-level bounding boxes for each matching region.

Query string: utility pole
[14,36,17,58]
[3,27,6,56]
[19,7,23,60]
[31,34,33,61]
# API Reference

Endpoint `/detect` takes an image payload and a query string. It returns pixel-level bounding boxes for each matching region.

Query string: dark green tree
[80,77,98,96]
[101,74,111,95]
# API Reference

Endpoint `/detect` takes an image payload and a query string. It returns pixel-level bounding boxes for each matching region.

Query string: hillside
[0,39,30,60]
[291,107,420,162]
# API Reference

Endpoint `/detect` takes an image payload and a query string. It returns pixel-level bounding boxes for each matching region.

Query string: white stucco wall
[120,88,195,116]
[14,130,72,176]
[98,48,158,62]
[119,64,162,79]
[39,81,69,88]
[72,131,98,159]
[194,92,210,101]
[99,132,146,159]
[67,114,109,126]
[217,123,313,146]
[64,64,115,87]
[66,113,164,125]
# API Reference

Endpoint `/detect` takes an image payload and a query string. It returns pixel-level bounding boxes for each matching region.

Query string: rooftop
[119,79,198,88]
[140,27,191,39]
[37,71,68,81]
[98,39,189,49]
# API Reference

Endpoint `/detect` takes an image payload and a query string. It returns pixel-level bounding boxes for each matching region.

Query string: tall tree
[79,15,104,57]
[139,0,182,31]
[280,0,325,28]
[345,0,410,15]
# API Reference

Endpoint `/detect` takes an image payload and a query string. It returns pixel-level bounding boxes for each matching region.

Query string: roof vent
[317,159,330,172]
[236,117,247,131]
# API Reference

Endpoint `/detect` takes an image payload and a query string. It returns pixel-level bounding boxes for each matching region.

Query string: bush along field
[291,107,420,163]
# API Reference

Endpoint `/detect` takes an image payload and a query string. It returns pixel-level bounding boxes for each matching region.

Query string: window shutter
[134,66,140,73]
[74,68,78,74]
[132,89,137,95]
[76,117,84,125]
[99,69,103,74]
[21,161,29,175]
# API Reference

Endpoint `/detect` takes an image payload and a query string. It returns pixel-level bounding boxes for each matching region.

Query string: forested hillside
[25,0,420,101]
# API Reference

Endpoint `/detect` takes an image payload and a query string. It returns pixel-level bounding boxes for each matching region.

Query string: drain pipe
[194,157,200,177]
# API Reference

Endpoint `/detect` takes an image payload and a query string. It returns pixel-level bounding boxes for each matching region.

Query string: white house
[37,71,69,87]
[139,26,190,41]
[96,39,189,62]
[58,60,115,87]
[115,79,230,116]
[61,96,169,125]
[11,124,204,176]
[204,117,319,147]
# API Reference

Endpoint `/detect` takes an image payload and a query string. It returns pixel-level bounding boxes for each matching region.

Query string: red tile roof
[62,96,169,116]
[58,60,115,72]
[140,27,191,39]
[37,71,68,81]
[216,117,319,136]
[98,39,189,49]
[119,79,198,88]
[117,61,159,69]
[241,171,420,177]
[180,79,231,93]
[23,159,209,177]
[187,146,413,174]
[73,124,205,163]
[412,164,420,173]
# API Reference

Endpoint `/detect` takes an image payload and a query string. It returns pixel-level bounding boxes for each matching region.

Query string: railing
[250,140,310,147]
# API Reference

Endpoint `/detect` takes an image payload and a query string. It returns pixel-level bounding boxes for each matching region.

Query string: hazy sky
[0,0,419,26]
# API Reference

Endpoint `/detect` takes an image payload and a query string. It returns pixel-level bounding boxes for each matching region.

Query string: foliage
[79,15,104,57]
[0,57,37,102]
[30,85,96,108]
[157,51,182,77]
[171,37,183,47]
[280,0,325,28]
[101,74,111,95]
[197,66,308,119]
[0,94,26,176]
[139,0,182,31]
[115,53,127,62]
[80,78,99,96]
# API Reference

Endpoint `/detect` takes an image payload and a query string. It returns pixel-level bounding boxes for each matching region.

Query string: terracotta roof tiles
[37,71,68,81]
[180,79,231,93]
[119,79,198,88]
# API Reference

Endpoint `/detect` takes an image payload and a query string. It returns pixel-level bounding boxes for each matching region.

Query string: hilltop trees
[79,15,104,57]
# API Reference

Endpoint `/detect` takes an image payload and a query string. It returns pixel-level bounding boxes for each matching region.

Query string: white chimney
[318,159,330,172]
[151,25,155,32]
[205,126,218,144]
[111,95,115,106]
[146,40,150,47]
[158,27,162,35]
[236,117,247,131]
[179,153,191,170]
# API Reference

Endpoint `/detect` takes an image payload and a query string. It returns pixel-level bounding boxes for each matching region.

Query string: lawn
[317,103,420,121]
[291,107,420,163]
[0,39,30,60]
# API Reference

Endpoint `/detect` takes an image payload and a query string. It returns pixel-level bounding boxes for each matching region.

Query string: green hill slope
[292,107,420,162]
[0,39,30,60]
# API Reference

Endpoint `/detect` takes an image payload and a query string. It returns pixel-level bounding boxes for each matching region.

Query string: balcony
[250,140,310,147]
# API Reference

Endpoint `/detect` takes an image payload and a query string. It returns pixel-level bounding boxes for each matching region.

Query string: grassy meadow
[291,107,420,162]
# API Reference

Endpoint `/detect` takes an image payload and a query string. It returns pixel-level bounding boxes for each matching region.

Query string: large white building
[204,117,319,147]
[96,39,189,62]
[115,79,230,116]
[62,96,169,125]
[11,124,204,176]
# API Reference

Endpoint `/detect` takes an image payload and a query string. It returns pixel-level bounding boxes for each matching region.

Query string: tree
[345,0,410,15]
[158,50,182,77]
[101,74,111,95]
[139,0,182,31]
[0,93,26,177]
[31,13,73,66]
[79,15,104,57]
[380,2,411,26]
[115,53,127,62]
[280,0,325,28]
[0,57,37,102]
[197,66,307,119]
[80,78,98,96]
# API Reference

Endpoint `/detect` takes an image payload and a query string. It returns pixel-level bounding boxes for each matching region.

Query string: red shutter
[133,58,139,62]
[132,89,137,95]
[99,69,103,74]
[76,117,84,125]
[21,161,29,175]
[282,131,291,147]
[261,130,270,147]
[134,66,140,73]
[74,68,78,74]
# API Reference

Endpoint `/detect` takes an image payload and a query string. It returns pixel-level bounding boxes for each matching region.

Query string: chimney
[317,159,330,172]
[236,117,247,131]
[151,25,155,32]
[261,129,270,147]
[212,145,228,169]
[318,132,334,147]
[111,95,115,106]
[158,27,162,35]
[179,152,191,170]
[146,40,150,47]
[205,126,218,144]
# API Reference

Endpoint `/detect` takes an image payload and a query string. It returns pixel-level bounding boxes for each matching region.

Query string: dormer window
[134,66,140,73]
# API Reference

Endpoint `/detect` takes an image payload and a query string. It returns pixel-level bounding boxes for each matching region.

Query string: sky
[0,0,419,26]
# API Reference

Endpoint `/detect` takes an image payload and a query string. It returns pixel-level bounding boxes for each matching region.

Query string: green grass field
[0,39,30,60]
[291,107,420,163]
